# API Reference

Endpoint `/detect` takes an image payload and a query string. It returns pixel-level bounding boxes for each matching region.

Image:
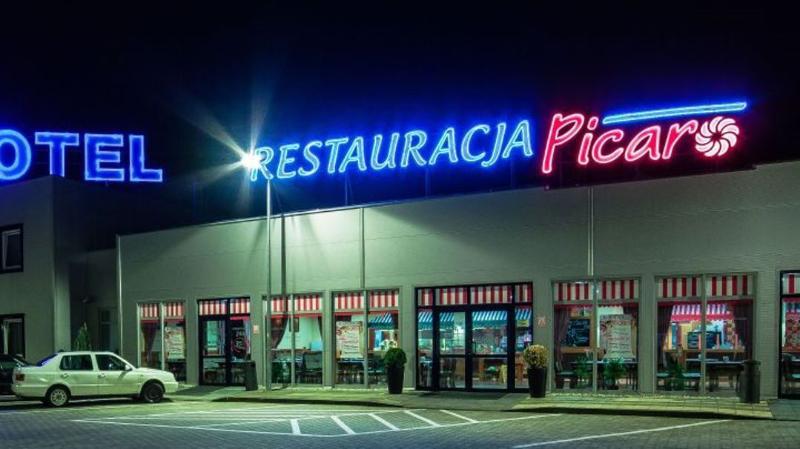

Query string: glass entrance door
[0,315,24,357]
[200,317,228,385]
[438,311,466,389]
[471,309,509,389]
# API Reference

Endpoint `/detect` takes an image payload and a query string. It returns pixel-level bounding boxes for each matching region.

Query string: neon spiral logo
[695,116,739,157]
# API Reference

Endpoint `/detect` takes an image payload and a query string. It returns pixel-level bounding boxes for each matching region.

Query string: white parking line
[512,419,731,448]
[290,419,301,435]
[404,410,441,427]
[439,409,478,423]
[369,413,400,431]
[331,416,356,434]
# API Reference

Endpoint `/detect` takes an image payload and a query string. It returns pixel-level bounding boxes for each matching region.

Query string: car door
[95,354,141,396]
[57,354,99,397]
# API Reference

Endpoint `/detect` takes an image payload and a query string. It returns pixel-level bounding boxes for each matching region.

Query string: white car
[12,351,179,407]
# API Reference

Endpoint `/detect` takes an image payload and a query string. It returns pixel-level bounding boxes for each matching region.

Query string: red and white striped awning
[782,273,800,296]
[139,303,160,321]
[437,287,468,306]
[470,285,512,305]
[269,296,290,315]
[598,279,639,301]
[164,302,184,320]
[335,291,364,311]
[657,276,701,299]
[294,294,322,314]
[198,299,228,316]
[706,274,753,298]
[369,290,399,309]
[516,283,534,303]
[670,303,734,321]
[229,298,251,315]
[553,281,593,302]
[417,288,434,307]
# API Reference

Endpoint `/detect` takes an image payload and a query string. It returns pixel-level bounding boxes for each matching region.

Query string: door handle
[60,373,69,378]
[98,373,106,378]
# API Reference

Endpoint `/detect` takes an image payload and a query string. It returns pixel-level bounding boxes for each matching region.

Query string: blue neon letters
[248,120,534,181]
[0,130,163,182]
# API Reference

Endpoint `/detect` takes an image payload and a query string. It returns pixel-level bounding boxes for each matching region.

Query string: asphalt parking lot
[0,398,798,449]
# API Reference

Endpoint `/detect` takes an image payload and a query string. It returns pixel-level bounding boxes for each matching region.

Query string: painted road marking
[369,413,400,431]
[512,419,731,448]
[73,408,561,438]
[439,409,479,423]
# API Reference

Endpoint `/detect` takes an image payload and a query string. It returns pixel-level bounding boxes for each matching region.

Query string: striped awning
[516,283,534,303]
[437,287,468,306]
[417,288,434,307]
[658,276,701,299]
[706,274,753,298]
[294,294,322,314]
[598,279,639,301]
[369,312,397,329]
[164,302,184,320]
[270,296,290,316]
[784,298,800,313]
[229,298,250,315]
[139,303,160,321]
[516,307,531,322]
[553,281,594,302]
[199,299,228,316]
[472,310,507,325]
[783,273,800,296]
[470,285,512,305]
[369,290,399,309]
[335,291,364,311]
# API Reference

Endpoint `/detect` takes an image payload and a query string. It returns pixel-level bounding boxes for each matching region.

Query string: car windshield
[35,354,58,367]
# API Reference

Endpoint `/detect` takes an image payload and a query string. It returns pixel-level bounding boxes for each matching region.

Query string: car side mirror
[125,365,133,372]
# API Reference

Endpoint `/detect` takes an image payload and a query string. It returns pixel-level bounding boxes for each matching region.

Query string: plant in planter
[573,356,591,388]
[522,345,548,398]
[602,358,627,390]
[667,361,686,391]
[383,348,407,394]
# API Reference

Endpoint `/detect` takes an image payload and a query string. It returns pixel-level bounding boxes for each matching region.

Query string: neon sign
[246,100,747,182]
[0,130,163,182]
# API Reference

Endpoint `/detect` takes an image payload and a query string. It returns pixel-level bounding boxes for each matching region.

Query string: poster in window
[600,314,634,359]
[231,324,250,360]
[336,321,364,359]
[565,318,590,347]
[164,325,185,361]
[785,312,800,351]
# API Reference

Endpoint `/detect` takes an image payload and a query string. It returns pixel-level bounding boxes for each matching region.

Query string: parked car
[1,354,29,394]
[12,351,178,407]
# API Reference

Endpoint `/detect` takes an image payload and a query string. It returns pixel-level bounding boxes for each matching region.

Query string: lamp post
[240,152,271,390]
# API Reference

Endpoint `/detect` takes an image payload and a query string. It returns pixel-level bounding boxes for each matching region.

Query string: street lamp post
[241,152,271,390]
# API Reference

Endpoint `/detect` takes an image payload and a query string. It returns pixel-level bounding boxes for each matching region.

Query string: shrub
[383,348,407,369]
[522,345,548,369]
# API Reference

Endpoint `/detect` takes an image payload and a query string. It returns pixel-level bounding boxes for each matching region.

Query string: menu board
[785,312,800,350]
[565,318,590,347]
[164,325,185,360]
[336,321,364,359]
[600,314,634,359]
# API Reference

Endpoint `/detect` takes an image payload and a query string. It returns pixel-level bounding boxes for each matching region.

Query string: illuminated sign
[0,130,163,183]
[246,100,747,182]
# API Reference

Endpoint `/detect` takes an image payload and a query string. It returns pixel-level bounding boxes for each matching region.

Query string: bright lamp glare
[241,152,262,170]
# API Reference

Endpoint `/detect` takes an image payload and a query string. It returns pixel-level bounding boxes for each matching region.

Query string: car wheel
[45,386,70,407]
[140,382,164,404]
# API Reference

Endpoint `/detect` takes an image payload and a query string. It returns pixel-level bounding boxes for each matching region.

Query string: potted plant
[603,358,626,390]
[523,344,548,398]
[667,361,686,391]
[383,347,407,394]
[574,355,591,388]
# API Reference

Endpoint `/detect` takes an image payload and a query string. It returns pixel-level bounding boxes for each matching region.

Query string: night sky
[0,4,796,220]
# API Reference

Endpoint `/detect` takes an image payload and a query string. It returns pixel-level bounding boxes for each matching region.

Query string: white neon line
[438,409,478,423]
[404,410,441,427]
[512,419,730,448]
[330,416,356,434]
[291,419,301,435]
[369,413,400,431]
[602,102,747,125]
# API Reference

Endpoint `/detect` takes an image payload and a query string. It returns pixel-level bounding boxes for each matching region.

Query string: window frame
[59,354,95,371]
[0,224,23,274]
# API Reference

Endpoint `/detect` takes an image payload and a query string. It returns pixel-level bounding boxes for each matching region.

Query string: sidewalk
[172,386,778,419]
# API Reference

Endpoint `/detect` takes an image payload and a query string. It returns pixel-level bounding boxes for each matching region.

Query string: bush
[383,348,407,369]
[522,345,548,369]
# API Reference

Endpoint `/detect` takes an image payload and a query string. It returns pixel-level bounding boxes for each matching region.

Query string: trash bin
[244,360,258,391]
[739,360,760,403]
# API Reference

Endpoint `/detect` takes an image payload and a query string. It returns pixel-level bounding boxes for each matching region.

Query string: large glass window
[553,279,640,392]
[198,298,251,386]
[266,294,324,386]
[367,290,400,386]
[656,274,754,396]
[439,311,466,389]
[137,302,185,381]
[335,291,366,385]
[781,272,800,397]
[1,225,22,273]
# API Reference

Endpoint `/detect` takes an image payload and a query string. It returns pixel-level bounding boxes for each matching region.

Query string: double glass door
[200,316,251,385]
[436,308,511,390]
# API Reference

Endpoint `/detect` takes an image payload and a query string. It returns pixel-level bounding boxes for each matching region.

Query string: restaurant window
[199,298,251,386]
[367,290,400,386]
[415,282,533,391]
[780,272,800,398]
[334,291,366,385]
[137,302,186,381]
[1,225,22,273]
[656,274,753,395]
[553,279,639,392]
[266,293,323,386]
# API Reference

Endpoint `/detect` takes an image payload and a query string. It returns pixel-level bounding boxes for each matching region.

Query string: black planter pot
[387,365,405,394]
[528,367,547,398]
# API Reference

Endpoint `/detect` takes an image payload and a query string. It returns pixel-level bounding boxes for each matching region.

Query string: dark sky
[0,4,796,220]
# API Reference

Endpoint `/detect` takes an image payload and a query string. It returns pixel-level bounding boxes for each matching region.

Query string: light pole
[240,152,271,390]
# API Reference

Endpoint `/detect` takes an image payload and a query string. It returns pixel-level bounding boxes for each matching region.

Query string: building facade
[117,160,800,398]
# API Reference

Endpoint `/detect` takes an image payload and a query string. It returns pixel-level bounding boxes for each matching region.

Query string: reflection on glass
[164,320,186,381]
[295,315,324,384]
[270,314,291,385]
[515,306,532,388]
[471,310,507,355]
[368,311,399,386]
[439,358,466,388]
[202,319,226,384]
[439,312,465,355]
[553,305,593,391]
[472,357,507,389]
[336,314,365,384]
[597,305,638,391]
[417,309,433,388]
[656,302,702,393]
[139,319,161,370]
[229,317,252,385]
[781,298,800,396]
[704,300,751,395]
